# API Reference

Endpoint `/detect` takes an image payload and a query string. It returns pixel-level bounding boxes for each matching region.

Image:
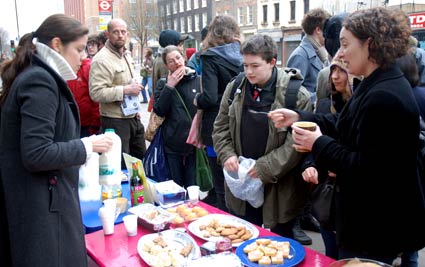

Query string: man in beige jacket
[90,18,146,165]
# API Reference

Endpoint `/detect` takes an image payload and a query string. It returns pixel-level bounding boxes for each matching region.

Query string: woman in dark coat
[0,14,112,267]
[269,7,425,264]
[194,15,243,210]
[154,45,200,188]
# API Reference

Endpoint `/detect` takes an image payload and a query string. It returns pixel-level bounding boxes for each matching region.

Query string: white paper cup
[122,214,138,236]
[103,198,117,211]
[187,185,200,205]
[98,207,115,235]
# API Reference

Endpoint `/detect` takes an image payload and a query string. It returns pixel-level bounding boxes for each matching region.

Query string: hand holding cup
[291,121,322,152]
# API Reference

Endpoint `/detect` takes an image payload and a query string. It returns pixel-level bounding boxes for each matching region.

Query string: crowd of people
[0,6,425,267]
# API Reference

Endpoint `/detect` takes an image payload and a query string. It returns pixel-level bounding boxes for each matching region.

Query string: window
[129,0,136,3]
[224,9,228,15]
[194,0,198,9]
[167,20,171,29]
[181,17,186,32]
[201,0,207,7]
[247,6,253,25]
[194,14,200,31]
[304,0,309,14]
[202,12,208,28]
[173,0,178,14]
[237,7,243,25]
[187,0,191,10]
[290,0,295,21]
[262,5,268,24]
[174,18,178,29]
[180,0,184,12]
[274,3,279,22]
[187,16,192,32]
[166,4,171,15]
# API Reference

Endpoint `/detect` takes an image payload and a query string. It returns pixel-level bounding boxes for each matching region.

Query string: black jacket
[0,54,88,266]
[301,65,425,255]
[154,68,200,155]
[196,42,243,146]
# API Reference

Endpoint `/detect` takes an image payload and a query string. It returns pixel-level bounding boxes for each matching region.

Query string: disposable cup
[103,198,117,211]
[98,207,115,235]
[187,185,200,205]
[122,214,138,236]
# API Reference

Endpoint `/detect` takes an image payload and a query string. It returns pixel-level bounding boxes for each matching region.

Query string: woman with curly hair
[269,7,425,264]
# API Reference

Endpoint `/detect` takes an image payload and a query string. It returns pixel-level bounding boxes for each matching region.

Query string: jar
[215,237,232,253]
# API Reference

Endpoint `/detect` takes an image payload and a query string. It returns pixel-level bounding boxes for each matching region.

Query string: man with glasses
[89,18,146,166]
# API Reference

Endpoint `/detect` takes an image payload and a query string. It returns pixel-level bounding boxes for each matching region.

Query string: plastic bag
[223,156,264,208]
[196,148,214,192]
[142,127,171,182]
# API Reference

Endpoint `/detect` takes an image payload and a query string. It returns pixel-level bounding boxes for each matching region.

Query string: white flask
[99,128,122,186]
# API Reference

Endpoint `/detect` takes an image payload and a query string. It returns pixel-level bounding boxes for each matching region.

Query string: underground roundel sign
[98,0,112,13]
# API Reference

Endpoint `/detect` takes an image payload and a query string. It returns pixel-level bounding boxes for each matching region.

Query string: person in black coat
[194,15,243,211]
[0,14,112,267]
[154,45,200,188]
[269,7,425,264]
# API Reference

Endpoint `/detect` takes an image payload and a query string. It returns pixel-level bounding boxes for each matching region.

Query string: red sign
[98,0,112,14]
[409,12,425,29]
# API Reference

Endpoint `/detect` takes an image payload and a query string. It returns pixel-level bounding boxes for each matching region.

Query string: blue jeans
[166,152,196,188]
[142,76,153,97]
[401,250,418,267]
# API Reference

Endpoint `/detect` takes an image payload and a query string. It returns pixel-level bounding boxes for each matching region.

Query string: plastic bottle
[99,128,122,186]
[130,159,145,206]
[99,129,122,200]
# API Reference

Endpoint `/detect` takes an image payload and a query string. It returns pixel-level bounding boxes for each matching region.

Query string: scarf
[306,35,329,64]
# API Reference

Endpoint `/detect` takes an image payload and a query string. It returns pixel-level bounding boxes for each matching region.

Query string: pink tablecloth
[85,202,335,267]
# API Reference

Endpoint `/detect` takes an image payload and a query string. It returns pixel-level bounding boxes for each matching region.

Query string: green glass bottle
[130,160,145,206]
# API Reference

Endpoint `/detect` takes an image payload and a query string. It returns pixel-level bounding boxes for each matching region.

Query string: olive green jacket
[213,68,312,228]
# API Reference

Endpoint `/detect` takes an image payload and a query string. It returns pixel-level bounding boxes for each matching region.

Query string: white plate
[187,252,243,267]
[187,214,259,247]
[137,229,201,267]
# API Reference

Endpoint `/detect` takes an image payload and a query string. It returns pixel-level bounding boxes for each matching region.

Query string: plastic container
[99,129,122,186]
[101,184,122,201]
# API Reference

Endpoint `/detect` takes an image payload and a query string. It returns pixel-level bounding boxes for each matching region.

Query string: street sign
[409,12,425,29]
[98,0,112,14]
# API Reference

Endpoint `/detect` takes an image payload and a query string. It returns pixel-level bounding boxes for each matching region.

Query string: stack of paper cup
[98,206,115,235]
[122,214,138,236]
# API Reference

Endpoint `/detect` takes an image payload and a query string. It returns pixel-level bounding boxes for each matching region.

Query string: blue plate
[235,236,305,267]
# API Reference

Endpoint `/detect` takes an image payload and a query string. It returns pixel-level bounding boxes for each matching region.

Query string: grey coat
[213,68,312,228]
[0,55,88,267]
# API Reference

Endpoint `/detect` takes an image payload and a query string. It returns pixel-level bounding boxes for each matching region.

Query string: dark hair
[201,26,209,41]
[343,7,411,70]
[203,15,240,50]
[301,8,331,35]
[396,48,419,88]
[241,34,277,63]
[162,45,183,66]
[87,34,100,45]
[323,13,348,57]
[98,31,107,45]
[145,47,153,57]
[0,14,88,105]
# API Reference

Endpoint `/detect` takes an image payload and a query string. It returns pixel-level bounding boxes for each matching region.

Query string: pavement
[134,100,425,267]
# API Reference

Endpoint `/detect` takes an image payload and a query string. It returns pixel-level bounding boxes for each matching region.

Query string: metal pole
[14,0,20,39]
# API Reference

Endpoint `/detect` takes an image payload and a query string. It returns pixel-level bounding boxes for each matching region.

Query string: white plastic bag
[223,156,264,208]
[79,152,101,201]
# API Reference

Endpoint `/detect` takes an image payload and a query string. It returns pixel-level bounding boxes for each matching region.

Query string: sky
[0,0,63,41]
[2,0,425,41]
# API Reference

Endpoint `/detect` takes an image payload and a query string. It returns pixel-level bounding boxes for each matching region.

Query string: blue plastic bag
[142,127,171,182]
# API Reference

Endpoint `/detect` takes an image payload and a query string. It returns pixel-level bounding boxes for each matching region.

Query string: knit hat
[328,58,353,113]
[159,29,189,48]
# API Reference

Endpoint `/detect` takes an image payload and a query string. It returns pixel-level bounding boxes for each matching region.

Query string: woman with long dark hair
[0,14,112,266]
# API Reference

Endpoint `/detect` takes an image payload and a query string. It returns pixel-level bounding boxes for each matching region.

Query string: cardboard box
[154,181,186,208]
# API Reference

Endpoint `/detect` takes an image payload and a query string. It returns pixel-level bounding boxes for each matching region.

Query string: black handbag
[311,176,336,229]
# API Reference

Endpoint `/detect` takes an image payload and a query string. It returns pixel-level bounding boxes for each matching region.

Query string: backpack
[227,68,302,109]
